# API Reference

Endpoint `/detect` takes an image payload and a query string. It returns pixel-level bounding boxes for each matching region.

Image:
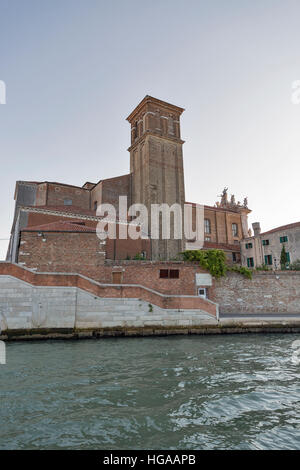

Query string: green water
[0,334,300,450]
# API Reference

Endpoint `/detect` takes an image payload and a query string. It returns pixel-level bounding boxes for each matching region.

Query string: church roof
[27,205,97,216]
[22,220,97,233]
[203,241,241,252]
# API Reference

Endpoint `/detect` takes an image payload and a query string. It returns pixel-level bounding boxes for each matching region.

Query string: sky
[0,0,300,259]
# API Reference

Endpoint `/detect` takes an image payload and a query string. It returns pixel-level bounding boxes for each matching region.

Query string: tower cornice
[127,131,185,152]
[126,95,185,123]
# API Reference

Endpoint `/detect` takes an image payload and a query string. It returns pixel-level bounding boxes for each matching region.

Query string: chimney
[252,222,261,236]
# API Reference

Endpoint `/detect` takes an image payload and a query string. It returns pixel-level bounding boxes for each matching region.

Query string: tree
[280,245,288,270]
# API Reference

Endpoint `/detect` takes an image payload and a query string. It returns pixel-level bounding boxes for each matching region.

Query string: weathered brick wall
[17,236,208,297]
[98,261,206,295]
[35,183,47,206]
[211,271,300,313]
[105,237,151,260]
[91,174,131,214]
[36,183,91,209]
[18,232,105,279]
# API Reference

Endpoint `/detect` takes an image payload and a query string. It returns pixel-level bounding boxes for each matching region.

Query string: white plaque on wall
[195,273,212,286]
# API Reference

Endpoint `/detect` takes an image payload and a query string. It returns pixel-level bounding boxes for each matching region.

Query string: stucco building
[241,221,300,269]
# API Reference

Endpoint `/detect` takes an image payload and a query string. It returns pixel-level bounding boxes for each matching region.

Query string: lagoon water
[0,334,300,450]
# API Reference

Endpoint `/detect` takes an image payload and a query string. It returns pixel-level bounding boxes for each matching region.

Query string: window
[232,252,237,262]
[169,269,179,279]
[247,257,254,268]
[205,236,211,241]
[264,255,273,266]
[159,269,169,278]
[262,239,269,246]
[159,269,179,279]
[286,252,291,263]
[93,201,98,211]
[198,288,207,299]
[232,223,238,237]
[112,272,122,284]
[280,236,288,243]
[64,199,72,206]
[204,219,211,234]
[245,243,253,249]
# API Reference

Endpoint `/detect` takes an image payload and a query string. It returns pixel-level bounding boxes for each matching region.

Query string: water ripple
[0,334,299,449]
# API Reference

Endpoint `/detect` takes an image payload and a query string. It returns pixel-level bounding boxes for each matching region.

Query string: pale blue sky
[1,0,300,258]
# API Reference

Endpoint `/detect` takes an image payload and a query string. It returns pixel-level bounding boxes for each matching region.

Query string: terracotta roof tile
[203,241,241,251]
[28,205,96,216]
[22,220,97,233]
[260,221,300,236]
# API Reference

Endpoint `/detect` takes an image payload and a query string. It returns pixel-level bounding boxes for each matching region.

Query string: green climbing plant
[290,259,300,270]
[182,249,252,280]
[228,265,253,280]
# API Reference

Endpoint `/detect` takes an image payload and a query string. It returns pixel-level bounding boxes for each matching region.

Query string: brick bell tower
[126,96,186,260]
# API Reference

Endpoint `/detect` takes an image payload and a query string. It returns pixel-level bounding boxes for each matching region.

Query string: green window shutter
[264,255,268,264]
[286,252,290,263]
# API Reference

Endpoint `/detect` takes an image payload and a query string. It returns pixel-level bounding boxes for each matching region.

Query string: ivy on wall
[182,249,253,280]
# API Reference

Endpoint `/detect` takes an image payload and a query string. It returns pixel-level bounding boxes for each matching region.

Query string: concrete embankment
[0,263,299,341]
[1,319,300,341]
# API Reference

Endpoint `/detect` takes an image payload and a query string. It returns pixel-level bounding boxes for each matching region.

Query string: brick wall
[105,237,151,260]
[18,231,105,279]
[17,233,207,296]
[203,207,243,245]
[36,183,91,209]
[96,261,207,296]
[91,174,131,214]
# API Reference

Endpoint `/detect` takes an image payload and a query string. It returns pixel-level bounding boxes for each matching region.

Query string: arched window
[232,223,238,237]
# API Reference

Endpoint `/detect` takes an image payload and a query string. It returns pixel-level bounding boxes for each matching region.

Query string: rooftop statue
[219,187,228,206]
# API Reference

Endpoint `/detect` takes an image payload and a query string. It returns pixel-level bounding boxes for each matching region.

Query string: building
[241,221,300,269]
[7,96,251,275]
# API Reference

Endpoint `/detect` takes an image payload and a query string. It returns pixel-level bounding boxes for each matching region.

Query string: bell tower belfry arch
[126,96,186,260]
